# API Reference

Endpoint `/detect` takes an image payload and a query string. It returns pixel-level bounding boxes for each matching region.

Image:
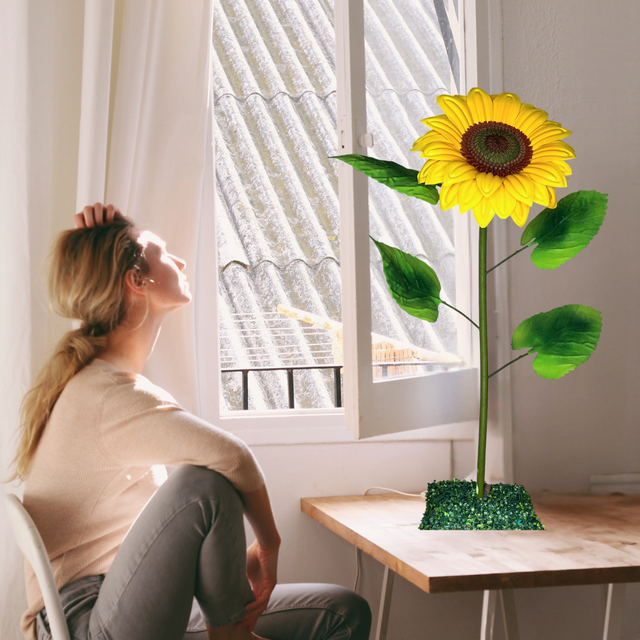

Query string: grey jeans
[36,466,371,640]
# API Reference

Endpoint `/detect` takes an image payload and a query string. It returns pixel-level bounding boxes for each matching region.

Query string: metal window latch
[358,132,374,148]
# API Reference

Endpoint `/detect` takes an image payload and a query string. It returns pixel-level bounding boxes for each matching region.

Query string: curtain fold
[1,1,214,635]
[76,0,116,208]
[107,0,213,411]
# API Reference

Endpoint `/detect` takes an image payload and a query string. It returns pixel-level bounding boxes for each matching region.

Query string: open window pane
[364,0,467,380]
[213,0,472,414]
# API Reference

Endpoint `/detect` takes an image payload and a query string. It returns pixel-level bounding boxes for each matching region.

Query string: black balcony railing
[221,361,445,410]
[222,364,342,410]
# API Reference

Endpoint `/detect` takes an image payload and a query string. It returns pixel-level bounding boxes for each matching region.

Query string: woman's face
[134,230,192,311]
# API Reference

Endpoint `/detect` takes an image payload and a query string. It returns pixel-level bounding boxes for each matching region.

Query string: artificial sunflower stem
[486,241,534,274]
[477,227,489,500]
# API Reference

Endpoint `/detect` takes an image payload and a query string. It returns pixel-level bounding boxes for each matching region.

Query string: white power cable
[352,487,425,592]
[363,486,426,498]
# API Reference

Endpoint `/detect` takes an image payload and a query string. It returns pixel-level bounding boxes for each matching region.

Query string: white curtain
[0,1,214,637]
[0,3,31,639]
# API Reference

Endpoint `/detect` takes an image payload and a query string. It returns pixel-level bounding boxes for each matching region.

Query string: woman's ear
[124,269,147,297]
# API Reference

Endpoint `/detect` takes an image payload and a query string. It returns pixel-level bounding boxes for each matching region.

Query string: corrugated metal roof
[213,0,462,410]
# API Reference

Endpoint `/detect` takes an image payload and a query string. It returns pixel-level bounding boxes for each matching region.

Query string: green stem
[477,227,488,500]
[439,299,479,330]
[486,241,534,274]
[488,352,531,379]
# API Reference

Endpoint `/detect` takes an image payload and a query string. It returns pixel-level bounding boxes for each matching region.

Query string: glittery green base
[418,479,544,530]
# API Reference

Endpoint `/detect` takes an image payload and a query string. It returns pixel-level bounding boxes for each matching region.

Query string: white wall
[503,0,640,500]
[500,0,640,636]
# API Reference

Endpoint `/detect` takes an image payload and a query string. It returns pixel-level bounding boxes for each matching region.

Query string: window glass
[365,0,465,380]
[214,0,340,410]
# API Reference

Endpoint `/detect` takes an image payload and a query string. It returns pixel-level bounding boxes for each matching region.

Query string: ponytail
[9,326,107,481]
[8,217,147,482]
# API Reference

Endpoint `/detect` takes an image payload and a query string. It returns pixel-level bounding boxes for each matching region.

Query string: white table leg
[602,583,625,640]
[374,566,395,640]
[481,590,498,640]
[481,590,520,640]
[500,589,520,640]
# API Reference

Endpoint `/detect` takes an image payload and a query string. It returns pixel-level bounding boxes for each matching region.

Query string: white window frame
[197,0,503,450]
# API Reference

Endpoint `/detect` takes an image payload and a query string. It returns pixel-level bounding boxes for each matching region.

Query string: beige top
[20,358,265,640]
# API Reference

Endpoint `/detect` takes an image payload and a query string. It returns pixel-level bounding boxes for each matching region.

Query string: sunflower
[412,87,575,227]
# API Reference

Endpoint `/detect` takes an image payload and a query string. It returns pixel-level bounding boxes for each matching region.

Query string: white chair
[5,494,70,640]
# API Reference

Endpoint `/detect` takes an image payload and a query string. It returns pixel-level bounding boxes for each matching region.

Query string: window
[198,0,481,443]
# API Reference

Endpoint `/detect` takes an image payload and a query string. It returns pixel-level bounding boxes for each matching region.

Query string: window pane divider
[335,0,371,436]
[336,0,478,440]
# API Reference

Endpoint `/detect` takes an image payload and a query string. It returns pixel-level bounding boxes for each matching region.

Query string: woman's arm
[237,484,281,631]
[239,483,281,549]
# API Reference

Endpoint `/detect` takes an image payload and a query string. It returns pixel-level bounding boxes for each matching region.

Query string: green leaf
[511,305,602,379]
[371,238,442,322]
[520,190,608,269]
[331,154,440,204]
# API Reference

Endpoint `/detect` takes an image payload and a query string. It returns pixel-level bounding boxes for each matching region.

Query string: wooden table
[301,493,640,640]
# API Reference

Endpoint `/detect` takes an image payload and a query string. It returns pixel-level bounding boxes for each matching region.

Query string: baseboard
[590,472,640,495]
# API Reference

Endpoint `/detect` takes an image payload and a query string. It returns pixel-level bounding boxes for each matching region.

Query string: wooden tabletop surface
[300,493,640,593]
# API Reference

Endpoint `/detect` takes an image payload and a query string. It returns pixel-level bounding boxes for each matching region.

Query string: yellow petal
[466,87,494,124]
[491,93,522,126]
[532,184,558,209]
[422,142,464,162]
[529,124,572,147]
[440,182,461,210]
[510,201,531,227]
[504,173,535,205]
[490,184,517,218]
[533,180,551,207]
[444,160,478,184]
[436,94,473,134]
[418,159,447,184]
[411,130,446,152]
[475,172,502,197]
[537,140,575,157]
[514,104,549,137]
[532,140,576,162]
[472,198,494,227]
[421,115,463,146]
[521,162,567,188]
[552,160,573,176]
[457,179,484,212]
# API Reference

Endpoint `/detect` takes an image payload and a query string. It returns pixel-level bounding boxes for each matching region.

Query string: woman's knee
[257,583,372,640]
[161,465,244,517]
[332,587,372,640]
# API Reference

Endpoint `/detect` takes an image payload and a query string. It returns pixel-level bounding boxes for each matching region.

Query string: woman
[11,204,371,640]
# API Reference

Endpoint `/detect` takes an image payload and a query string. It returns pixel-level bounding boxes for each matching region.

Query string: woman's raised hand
[74,203,123,229]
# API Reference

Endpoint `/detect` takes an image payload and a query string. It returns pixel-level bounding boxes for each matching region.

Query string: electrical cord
[352,487,425,592]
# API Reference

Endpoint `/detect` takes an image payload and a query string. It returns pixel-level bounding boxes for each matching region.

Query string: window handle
[358,132,374,148]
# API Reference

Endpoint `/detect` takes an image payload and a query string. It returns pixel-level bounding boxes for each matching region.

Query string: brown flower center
[460,121,533,177]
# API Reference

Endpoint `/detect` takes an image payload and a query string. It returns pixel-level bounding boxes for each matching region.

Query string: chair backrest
[4,494,71,640]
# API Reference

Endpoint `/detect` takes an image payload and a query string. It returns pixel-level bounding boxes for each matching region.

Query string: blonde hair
[8,217,148,482]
